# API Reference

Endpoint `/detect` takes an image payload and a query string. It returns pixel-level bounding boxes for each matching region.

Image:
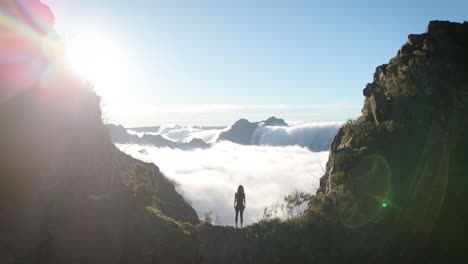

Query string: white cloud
[127,125,229,143]
[117,142,328,226]
[252,122,342,151]
[125,122,341,150]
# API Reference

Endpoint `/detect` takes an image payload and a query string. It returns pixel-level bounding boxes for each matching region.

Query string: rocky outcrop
[0,1,200,263]
[217,116,288,145]
[315,20,468,261]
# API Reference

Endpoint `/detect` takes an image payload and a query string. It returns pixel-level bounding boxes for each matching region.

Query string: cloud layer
[127,121,341,151]
[117,142,328,226]
[128,125,227,143]
[252,122,342,151]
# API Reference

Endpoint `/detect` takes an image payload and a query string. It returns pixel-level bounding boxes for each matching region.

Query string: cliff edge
[0,1,200,263]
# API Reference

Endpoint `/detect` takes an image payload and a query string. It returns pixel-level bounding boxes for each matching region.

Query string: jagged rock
[408,33,426,49]
[217,116,288,145]
[259,116,288,127]
[363,82,387,124]
[317,20,468,261]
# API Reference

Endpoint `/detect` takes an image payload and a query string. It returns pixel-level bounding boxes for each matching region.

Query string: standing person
[234,185,246,228]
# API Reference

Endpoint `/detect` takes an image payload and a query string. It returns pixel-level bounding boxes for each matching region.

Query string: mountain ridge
[0,1,201,263]
[217,116,288,145]
[106,123,211,150]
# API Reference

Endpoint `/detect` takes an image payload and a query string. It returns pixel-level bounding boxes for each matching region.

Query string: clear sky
[43,0,467,126]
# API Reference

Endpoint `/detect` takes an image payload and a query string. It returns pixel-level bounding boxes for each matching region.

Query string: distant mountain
[106,124,210,150]
[217,117,340,151]
[217,116,288,145]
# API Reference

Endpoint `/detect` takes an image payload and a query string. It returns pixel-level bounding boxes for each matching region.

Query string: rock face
[0,1,200,263]
[106,123,211,150]
[315,20,468,261]
[217,116,288,145]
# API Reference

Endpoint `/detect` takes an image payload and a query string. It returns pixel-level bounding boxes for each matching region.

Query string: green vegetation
[120,164,158,203]
[261,190,312,220]
[146,206,193,236]
[121,163,197,237]
[362,97,373,119]
[341,119,358,135]
[334,146,368,169]
[331,171,346,185]
[382,120,398,133]
[201,210,221,225]
[283,190,311,218]
[384,65,419,97]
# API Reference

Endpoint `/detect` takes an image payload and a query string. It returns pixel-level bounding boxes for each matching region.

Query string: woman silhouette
[234,185,246,228]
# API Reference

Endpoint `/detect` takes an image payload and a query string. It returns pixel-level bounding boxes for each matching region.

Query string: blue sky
[43,0,467,126]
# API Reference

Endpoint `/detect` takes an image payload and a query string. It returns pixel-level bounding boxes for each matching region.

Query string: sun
[66,31,126,94]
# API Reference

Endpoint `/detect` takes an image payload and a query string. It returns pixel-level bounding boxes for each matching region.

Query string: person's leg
[235,207,239,227]
[240,207,244,228]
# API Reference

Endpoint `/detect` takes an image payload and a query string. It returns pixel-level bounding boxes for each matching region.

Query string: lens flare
[65,31,126,95]
[338,154,392,229]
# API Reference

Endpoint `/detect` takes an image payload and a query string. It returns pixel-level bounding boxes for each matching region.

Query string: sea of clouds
[117,142,329,226]
[127,121,342,150]
[252,122,342,150]
[128,124,227,143]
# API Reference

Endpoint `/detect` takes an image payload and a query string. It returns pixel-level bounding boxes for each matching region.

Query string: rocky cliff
[312,20,468,261]
[196,21,468,263]
[0,1,200,263]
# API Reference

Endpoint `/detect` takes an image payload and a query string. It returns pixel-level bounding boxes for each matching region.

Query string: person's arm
[244,194,246,207]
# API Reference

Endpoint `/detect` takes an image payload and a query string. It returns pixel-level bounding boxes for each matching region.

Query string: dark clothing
[235,204,245,210]
[234,192,245,227]
[234,192,245,207]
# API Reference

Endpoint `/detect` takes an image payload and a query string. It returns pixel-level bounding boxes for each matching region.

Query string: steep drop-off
[0,1,200,263]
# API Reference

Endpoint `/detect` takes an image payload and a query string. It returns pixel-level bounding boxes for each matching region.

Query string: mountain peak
[260,116,288,127]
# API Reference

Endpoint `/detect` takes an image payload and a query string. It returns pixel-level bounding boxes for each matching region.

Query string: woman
[234,185,246,228]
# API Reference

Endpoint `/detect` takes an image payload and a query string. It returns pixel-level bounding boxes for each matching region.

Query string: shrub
[261,201,283,220]
[331,171,346,185]
[202,210,221,225]
[283,190,311,218]
[382,120,398,133]
[120,164,157,203]
[146,206,193,235]
[308,194,324,211]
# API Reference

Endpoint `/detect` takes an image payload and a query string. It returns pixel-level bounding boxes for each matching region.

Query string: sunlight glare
[66,31,126,94]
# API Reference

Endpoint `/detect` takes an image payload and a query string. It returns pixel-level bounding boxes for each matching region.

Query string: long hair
[237,185,244,194]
